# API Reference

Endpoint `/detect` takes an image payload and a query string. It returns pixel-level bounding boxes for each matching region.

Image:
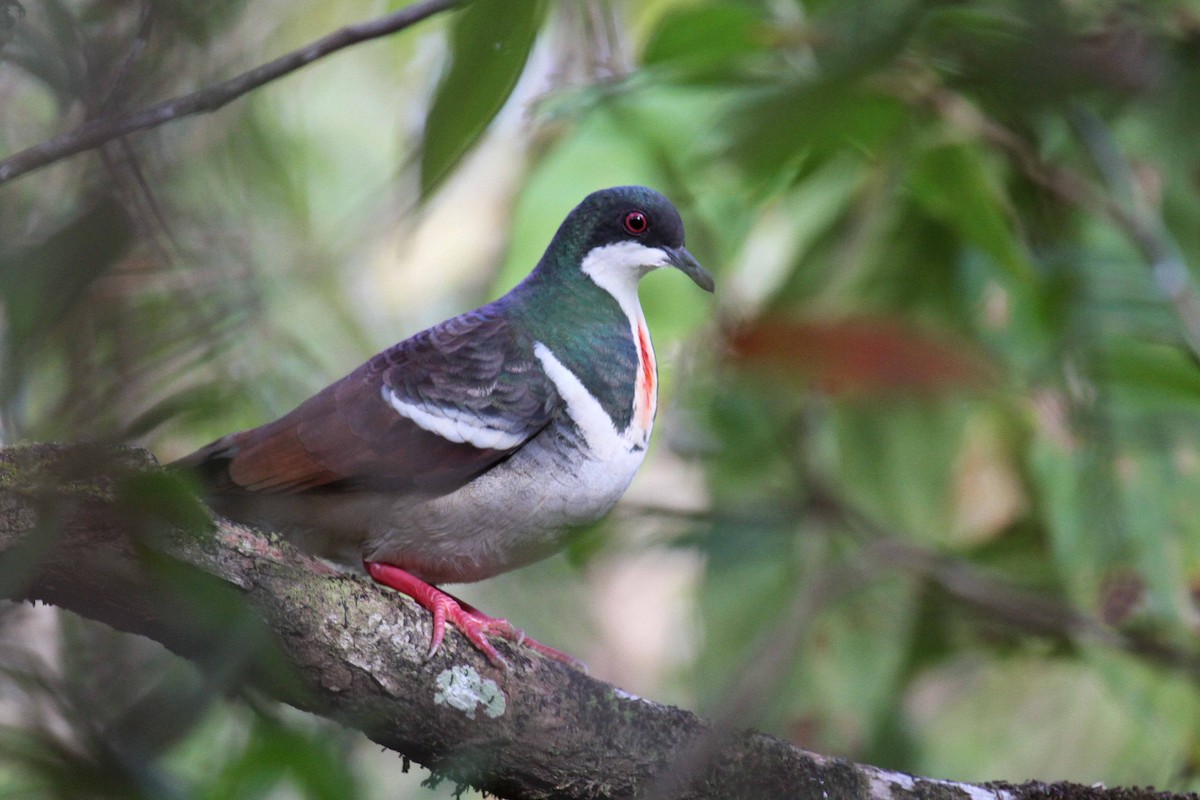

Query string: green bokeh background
[5,0,1200,796]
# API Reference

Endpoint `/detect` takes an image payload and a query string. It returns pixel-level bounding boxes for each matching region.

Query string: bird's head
[545,186,714,295]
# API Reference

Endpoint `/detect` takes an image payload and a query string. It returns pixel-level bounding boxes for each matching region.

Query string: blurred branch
[629,491,1200,680]
[808,483,1200,678]
[864,537,1200,674]
[0,0,461,185]
[925,88,1200,360]
[1,444,1189,800]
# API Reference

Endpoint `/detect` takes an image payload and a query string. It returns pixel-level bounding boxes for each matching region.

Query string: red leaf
[727,317,997,397]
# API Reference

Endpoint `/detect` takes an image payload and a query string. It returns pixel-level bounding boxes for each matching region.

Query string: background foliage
[4,0,1200,796]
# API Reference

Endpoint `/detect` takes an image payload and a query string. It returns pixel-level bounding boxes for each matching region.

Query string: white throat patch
[579,241,669,325]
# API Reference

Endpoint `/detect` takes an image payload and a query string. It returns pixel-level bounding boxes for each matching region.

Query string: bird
[175,185,714,668]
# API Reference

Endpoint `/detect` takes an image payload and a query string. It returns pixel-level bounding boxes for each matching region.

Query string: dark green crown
[539,185,689,271]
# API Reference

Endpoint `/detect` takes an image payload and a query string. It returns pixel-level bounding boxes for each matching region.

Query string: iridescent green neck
[508,264,639,430]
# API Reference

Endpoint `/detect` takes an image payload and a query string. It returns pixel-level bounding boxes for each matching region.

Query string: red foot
[364,561,584,670]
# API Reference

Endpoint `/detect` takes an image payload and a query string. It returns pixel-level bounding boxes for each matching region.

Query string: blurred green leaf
[641,3,768,77]
[420,0,545,196]
[832,400,969,542]
[1118,450,1193,622]
[195,714,360,800]
[704,382,797,509]
[1102,338,1200,412]
[1028,412,1126,600]
[726,83,909,183]
[0,197,132,384]
[907,143,1033,282]
[800,574,919,756]
[906,652,1199,785]
[698,540,919,757]
[116,469,215,537]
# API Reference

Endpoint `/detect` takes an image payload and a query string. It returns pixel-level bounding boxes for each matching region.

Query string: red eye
[623,210,648,235]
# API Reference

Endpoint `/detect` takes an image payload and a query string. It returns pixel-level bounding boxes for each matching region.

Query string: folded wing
[178,306,558,497]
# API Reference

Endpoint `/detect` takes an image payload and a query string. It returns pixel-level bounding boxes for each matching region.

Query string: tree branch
[0,443,1189,800]
[0,0,461,185]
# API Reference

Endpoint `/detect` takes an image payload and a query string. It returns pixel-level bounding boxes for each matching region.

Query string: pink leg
[365,561,584,670]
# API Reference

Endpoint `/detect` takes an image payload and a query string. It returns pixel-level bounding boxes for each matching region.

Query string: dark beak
[667,246,715,293]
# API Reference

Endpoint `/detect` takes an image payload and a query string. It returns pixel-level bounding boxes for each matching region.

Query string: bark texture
[0,443,1191,800]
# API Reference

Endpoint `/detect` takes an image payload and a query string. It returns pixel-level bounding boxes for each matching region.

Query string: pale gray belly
[259,423,645,584]
[362,425,645,583]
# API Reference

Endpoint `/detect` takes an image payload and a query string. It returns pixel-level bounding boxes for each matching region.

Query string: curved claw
[365,561,584,670]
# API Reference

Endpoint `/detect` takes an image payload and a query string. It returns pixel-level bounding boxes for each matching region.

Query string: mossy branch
[0,443,1188,800]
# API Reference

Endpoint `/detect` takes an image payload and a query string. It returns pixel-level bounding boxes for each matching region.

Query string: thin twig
[0,0,463,185]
